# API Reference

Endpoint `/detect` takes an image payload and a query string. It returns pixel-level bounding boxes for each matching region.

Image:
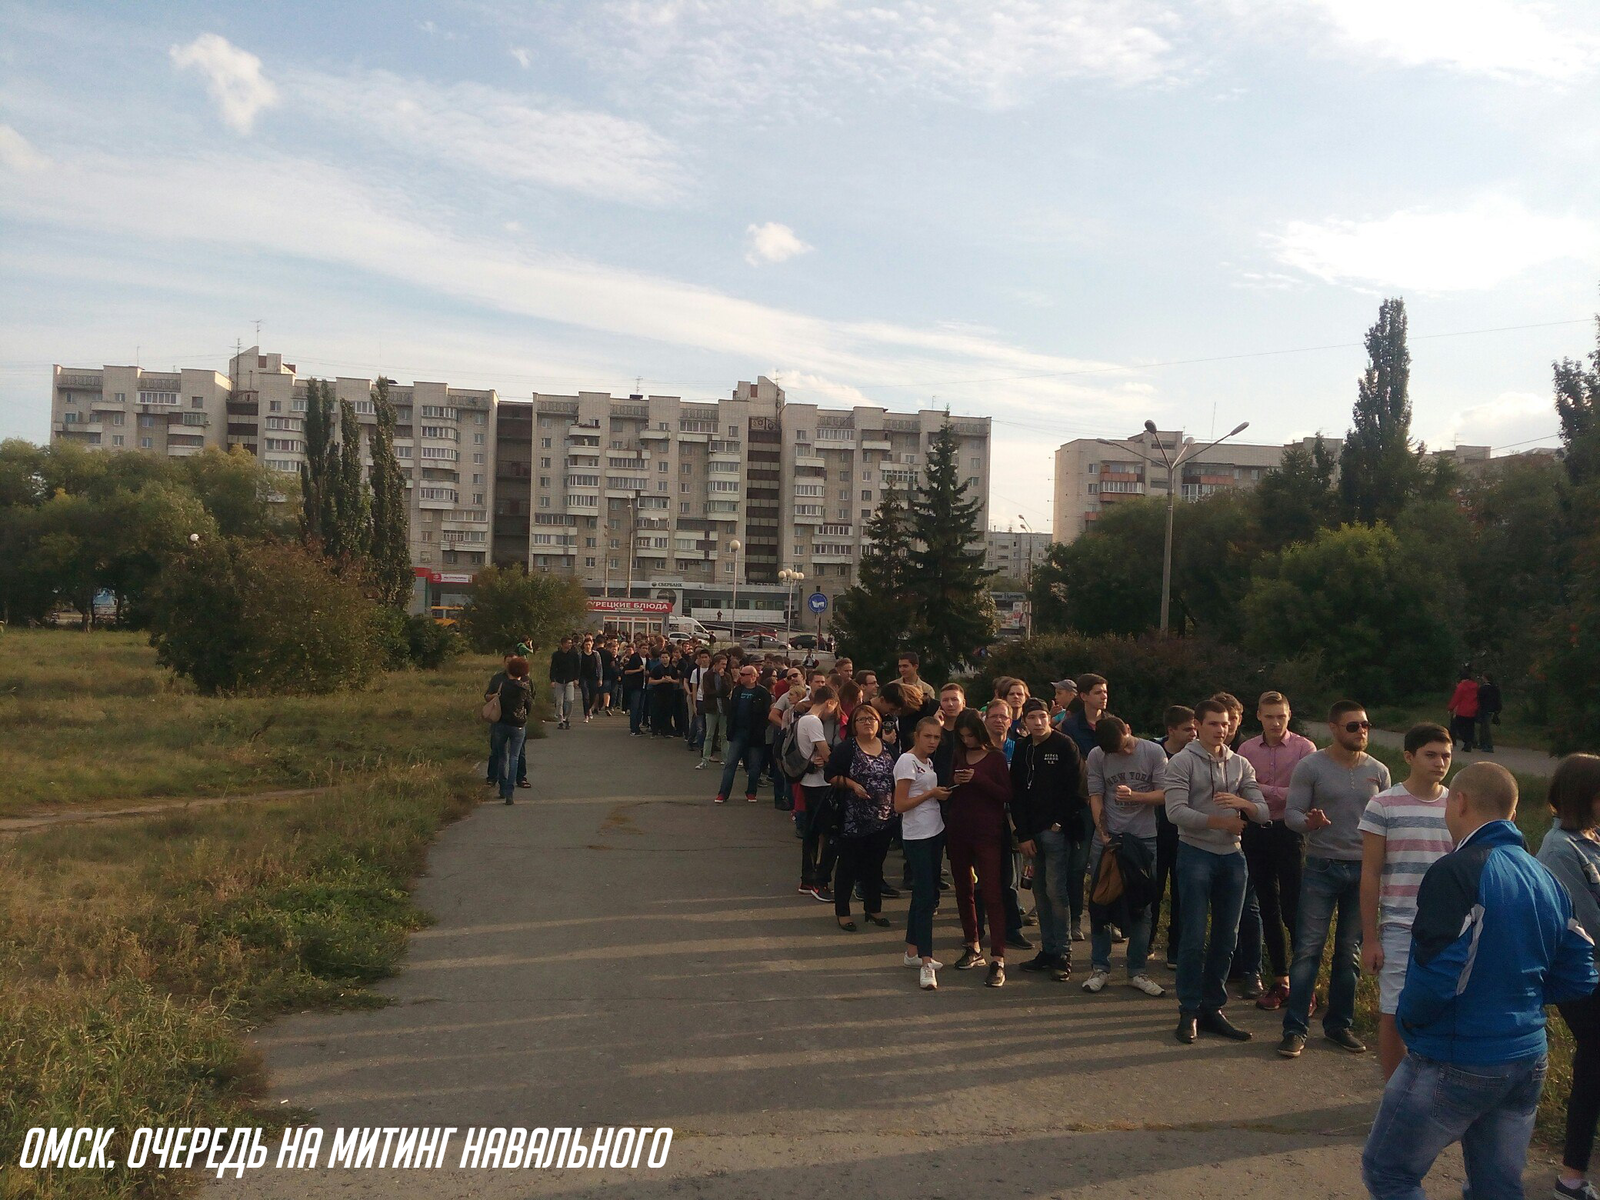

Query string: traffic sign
[807,592,828,614]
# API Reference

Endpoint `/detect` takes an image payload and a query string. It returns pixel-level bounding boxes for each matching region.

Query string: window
[111,434,124,445]
[680,482,691,493]
[541,438,551,448]
[472,452,484,464]
[710,480,740,493]
[862,470,872,481]
[540,457,552,468]
[680,462,692,474]
[657,481,668,492]
[539,476,550,487]
[566,474,600,487]
[541,417,552,427]
[839,490,849,500]
[473,433,484,445]
[680,501,691,514]
[473,493,484,505]
[269,400,282,413]
[795,504,823,516]
[708,460,739,473]
[585,557,596,568]
[138,414,154,427]
[473,412,485,424]
[658,461,668,472]
[292,397,307,413]
[138,390,178,405]
[794,483,822,496]
[421,446,458,461]
[609,558,620,569]
[793,430,810,443]
[862,509,871,519]
[114,392,125,403]
[264,416,299,430]
[861,490,872,500]
[728,425,738,437]
[139,437,152,449]
[584,536,596,547]
[472,473,483,484]
[970,456,981,468]
[837,471,850,481]
[109,412,125,426]
[62,411,78,424]
[420,405,458,420]
[191,395,204,409]
[265,437,304,452]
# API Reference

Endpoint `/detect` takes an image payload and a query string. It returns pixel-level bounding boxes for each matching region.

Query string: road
[213,716,1554,1198]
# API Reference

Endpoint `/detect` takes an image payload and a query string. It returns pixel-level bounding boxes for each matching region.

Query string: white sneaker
[903,952,944,969]
[1130,974,1166,997]
[919,963,938,991]
[695,761,707,770]
[1081,968,1110,994]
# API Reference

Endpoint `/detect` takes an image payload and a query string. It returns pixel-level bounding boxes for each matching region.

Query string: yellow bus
[429,605,464,627]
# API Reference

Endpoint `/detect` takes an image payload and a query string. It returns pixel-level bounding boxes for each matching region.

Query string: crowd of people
[483,630,1600,1200]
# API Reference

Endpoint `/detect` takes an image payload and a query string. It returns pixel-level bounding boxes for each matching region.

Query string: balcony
[860,437,892,451]
[793,451,825,470]
[639,427,671,441]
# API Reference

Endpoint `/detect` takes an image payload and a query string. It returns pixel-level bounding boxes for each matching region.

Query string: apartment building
[51,347,498,576]
[491,377,991,610]
[984,528,1052,583]
[1053,429,1498,543]
[52,363,233,455]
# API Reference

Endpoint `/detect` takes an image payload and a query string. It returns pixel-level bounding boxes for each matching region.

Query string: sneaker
[745,793,758,803]
[812,885,834,903]
[1081,968,1110,994]
[1197,1011,1251,1041]
[1240,975,1265,1000]
[1110,925,1127,944]
[1555,1178,1600,1200]
[1256,982,1289,1011]
[516,780,530,789]
[713,794,727,805]
[1070,920,1085,942]
[903,952,944,968]
[1019,952,1055,973]
[584,715,592,723]
[985,962,1005,988]
[1050,963,1073,983]
[954,948,986,971]
[920,963,938,991]
[1006,932,1034,951]
[1022,912,1038,927]
[1325,1029,1367,1054]
[1164,957,1178,972]
[1130,974,1165,997]
[695,761,707,770]
[1277,1032,1306,1058]
[878,883,901,899]
[798,883,813,895]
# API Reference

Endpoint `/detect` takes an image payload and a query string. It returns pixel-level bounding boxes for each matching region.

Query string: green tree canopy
[833,485,916,671]
[458,564,591,657]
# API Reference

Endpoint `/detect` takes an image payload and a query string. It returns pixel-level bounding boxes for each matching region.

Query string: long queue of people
[485,635,1600,1200]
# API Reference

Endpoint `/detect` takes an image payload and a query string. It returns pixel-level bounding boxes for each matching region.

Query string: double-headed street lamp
[1096,419,1250,634]
[778,567,806,637]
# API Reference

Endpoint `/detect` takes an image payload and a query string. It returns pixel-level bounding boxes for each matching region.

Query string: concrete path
[215,718,1557,1198]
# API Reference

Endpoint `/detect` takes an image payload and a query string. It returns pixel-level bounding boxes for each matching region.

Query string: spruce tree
[1340,298,1427,524]
[904,417,996,678]
[833,485,915,670]
[367,376,412,608]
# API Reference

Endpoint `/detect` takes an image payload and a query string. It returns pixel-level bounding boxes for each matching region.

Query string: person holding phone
[895,717,951,991]
[827,704,899,931]
[946,708,1016,988]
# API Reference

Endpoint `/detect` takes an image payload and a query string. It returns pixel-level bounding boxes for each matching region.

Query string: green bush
[147,538,380,695]
[402,612,462,669]
[973,633,1295,736]
[458,563,590,656]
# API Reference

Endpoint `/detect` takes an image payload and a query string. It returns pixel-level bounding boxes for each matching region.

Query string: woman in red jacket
[948,707,1016,987]
[1447,674,1480,753]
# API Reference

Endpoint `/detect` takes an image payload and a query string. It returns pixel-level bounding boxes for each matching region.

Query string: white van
[666,615,712,642]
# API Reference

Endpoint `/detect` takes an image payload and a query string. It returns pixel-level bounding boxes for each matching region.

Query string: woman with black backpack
[489,656,533,805]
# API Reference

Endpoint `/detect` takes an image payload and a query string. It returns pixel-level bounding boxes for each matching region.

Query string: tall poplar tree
[1339,298,1428,524]
[298,378,338,548]
[328,396,370,567]
[833,485,915,669]
[367,376,412,607]
[904,417,995,678]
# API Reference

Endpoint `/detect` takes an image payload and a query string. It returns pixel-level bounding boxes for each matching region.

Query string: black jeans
[1559,989,1600,1173]
[799,786,838,889]
[1241,820,1304,979]
[1154,808,1181,957]
[834,827,894,917]
[904,834,944,958]
[1477,712,1497,753]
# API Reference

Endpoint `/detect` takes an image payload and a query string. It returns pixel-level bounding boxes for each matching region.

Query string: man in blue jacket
[1361,762,1598,1199]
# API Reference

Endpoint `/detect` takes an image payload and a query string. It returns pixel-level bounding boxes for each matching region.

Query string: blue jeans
[628,686,647,733]
[1090,835,1158,975]
[1362,1052,1546,1199]
[488,722,527,801]
[717,734,765,800]
[699,713,725,764]
[1065,817,1092,926]
[1031,828,1073,959]
[551,681,576,723]
[1283,855,1363,1037]
[904,834,945,958]
[1233,880,1263,980]
[1175,843,1248,1016]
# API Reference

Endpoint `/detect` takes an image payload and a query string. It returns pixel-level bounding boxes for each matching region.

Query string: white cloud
[509,46,531,68]
[1436,390,1562,449]
[1269,197,1599,292]
[744,222,812,266]
[0,124,48,172]
[168,33,279,133]
[1303,0,1600,83]
[555,0,1184,116]
[296,68,685,203]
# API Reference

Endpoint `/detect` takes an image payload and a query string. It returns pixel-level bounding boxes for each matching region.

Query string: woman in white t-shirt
[895,716,951,991]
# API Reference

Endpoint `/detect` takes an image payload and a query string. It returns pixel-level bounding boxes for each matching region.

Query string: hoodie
[1163,738,1268,855]
[1009,730,1089,843]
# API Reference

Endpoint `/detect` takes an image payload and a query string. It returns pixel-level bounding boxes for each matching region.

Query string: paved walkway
[214,718,1555,1198]
[1369,727,1561,778]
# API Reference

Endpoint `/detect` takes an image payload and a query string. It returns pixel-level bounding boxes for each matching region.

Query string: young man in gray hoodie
[1165,697,1270,1044]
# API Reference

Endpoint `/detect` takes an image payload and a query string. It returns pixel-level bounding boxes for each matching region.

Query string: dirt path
[0,787,330,837]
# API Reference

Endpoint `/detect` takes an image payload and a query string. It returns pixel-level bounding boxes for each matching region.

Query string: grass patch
[0,628,502,815]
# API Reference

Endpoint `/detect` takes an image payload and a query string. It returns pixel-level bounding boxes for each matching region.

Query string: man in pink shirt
[1238,690,1317,1010]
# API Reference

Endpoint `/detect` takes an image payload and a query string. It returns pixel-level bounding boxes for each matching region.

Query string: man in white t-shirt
[796,686,841,902]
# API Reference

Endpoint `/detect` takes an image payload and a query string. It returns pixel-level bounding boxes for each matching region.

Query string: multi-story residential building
[984,528,1052,584]
[51,348,498,587]
[52,363,232,455]
[1052,429,1498,543]
[492,377,991,611]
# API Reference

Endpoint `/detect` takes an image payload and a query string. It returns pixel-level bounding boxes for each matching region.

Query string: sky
[2,1,1598,531]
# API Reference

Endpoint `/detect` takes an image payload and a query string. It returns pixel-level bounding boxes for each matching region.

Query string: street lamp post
[1016,516,1035,639]
[779,568,805,639]
[729,538,742,646]
[1096,418,1250,634]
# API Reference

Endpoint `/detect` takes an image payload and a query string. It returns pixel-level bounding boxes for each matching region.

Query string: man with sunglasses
[1278,700,1391,1058]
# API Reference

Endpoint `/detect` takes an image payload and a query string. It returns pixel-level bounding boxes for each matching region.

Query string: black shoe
[985,962,1005,988]
[1006,932,1034,951]
[1175,1015,1197,1044]
[878,882,901,899]
[1019,952,1054,972]
[1240,974,1264,1000]
[1050,961,1073,983]
[954,948,986,971]
[504,797,513,805]
[1277,1032,1306,1058]
[516,779,530,789]
[1197,1011,1252,1041]
[1325,1028,1367,1054]
[813,885,834,903]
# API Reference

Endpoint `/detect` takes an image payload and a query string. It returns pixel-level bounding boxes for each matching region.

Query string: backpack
[779,719,816,781]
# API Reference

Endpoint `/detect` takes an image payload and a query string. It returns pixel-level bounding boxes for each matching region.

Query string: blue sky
[2,0,1598,527]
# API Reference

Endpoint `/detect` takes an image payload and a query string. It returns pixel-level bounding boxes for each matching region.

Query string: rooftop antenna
[635,375,643,394]
[253,319,262,344]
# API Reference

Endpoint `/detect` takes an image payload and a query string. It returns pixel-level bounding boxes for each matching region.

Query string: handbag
[481,691,502,723]
[1088,836,1126,908]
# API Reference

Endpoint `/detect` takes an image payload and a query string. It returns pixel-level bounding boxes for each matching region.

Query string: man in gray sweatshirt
[1278,699,1392,1058]
[1165,698,1270,1044]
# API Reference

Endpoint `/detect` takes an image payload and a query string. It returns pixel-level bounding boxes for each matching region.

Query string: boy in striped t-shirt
[1358,722,1454,1079]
